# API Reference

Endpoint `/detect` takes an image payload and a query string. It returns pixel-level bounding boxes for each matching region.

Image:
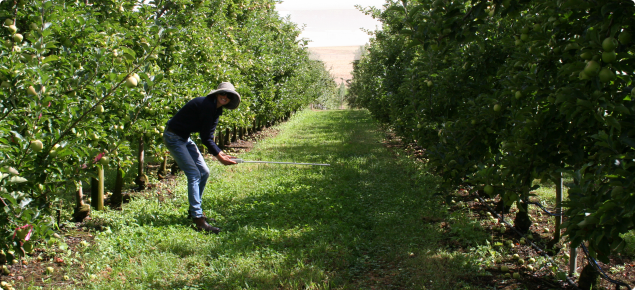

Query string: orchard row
[0,0,335,255]
[349,0,635,265]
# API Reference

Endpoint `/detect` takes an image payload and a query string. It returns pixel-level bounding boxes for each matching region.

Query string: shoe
[193,217,220,234]
[187,212,216,223]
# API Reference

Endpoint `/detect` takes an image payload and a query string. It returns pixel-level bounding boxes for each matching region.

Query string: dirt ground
[382,129,635,290]
[308,46,362,85]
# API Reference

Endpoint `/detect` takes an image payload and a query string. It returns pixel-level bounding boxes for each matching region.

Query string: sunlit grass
[73,109,494,289]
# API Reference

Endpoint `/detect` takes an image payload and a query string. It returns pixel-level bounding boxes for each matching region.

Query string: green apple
[520,34,529,41]
[6,24,17,34]
[493,104,501,112]
[97,105,105,114]
[13,33,23,43]
[27,85,37,96]
[484,185,494,195]
[598,67,615,83]
[601,51,616,63]
[602,37,618,51]
[99,156,109,166]
[528,257,536,263]
[125,76,137,88]
[513,272,520,279]
[515,91,522,99]
[30,140,43,152]
[580,51,592,60]
[501,265,509,272]
[512,254,520,260]
[619,31,631,44]
[583,60,600,77]
[4,19,13,26]
[45,266,54,274]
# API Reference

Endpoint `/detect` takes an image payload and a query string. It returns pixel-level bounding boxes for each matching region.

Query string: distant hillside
[308,46,365,85]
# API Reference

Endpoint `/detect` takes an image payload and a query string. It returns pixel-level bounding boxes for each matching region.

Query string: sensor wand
[230,158,330,166]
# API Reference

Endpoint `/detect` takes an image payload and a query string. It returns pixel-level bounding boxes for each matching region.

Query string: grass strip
[75,109,491,289]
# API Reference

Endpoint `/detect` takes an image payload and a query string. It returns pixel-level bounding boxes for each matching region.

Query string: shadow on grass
[150,110,482,289]
[94,110,489,289]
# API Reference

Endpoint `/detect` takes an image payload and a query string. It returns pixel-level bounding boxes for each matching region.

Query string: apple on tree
[30,140,43,152]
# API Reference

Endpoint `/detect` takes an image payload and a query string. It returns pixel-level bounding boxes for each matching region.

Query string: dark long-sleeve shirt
[166,95,223,156]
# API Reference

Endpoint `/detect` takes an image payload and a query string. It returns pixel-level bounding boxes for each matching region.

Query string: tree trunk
[514,201,531,234]
[218,129,225,148]
[232,125,237,142]
[73,181,90,222]
[225,128,230,146]
[111,165,125,207]
[495,199,511,214]
[90,176,98,208]
[578,264,599,290]
[170,161,179,174]
[158,155,168,179]
[135,136,148,189]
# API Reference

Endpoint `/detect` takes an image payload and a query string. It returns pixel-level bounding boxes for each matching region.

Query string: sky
[275,0,386,47]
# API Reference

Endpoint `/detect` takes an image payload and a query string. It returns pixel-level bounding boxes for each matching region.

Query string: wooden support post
[569,245,578,277]
[554,173,563,241]
[94,165,104,211]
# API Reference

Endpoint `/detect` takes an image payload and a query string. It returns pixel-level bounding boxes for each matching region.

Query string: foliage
[349,0,635,262]
[0,0,334,254]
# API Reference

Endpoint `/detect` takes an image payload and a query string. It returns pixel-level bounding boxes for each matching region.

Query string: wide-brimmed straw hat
[209,82,241,110]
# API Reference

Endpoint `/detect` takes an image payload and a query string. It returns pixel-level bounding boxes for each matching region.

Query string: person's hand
[216,152,237,165]
[219,152,235,159]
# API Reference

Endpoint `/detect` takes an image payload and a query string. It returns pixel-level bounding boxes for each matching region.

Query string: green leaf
[42,55,58,64]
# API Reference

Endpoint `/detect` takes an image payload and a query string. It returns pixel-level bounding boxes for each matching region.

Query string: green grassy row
[64,109,494,289]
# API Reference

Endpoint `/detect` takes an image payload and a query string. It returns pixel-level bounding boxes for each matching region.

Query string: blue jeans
[163,128,210,219]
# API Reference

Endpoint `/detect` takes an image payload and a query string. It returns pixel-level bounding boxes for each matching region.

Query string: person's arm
[200,103,236,165]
